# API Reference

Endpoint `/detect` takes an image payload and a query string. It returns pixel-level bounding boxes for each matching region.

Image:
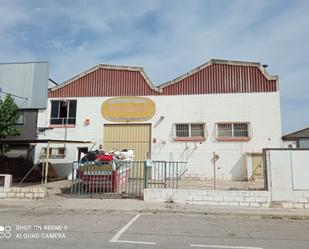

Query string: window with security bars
[174,123,205,139]
[40,147,66,158]
[217,123,249,139]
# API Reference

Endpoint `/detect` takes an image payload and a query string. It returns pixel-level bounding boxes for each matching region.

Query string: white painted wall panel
[291,151,309,190]
[268,150,293,201]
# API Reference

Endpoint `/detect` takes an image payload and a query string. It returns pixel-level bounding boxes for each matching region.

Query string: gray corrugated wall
[0,62,48,109]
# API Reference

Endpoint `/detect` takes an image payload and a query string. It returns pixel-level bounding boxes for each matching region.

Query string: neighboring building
[0,62,49,159]
[282,127,309,148]
[35,59,282,180]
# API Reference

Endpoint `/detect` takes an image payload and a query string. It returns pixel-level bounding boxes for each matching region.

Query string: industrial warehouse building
[35,59,282,180]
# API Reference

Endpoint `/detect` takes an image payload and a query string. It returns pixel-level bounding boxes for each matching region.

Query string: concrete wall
[144,189,309,209]
[0,186,47,199]
[282,140,297,148]
[144,149,309,209]
[144,189,271,207]
[35,92,282,180]
[0,174,46,199]
[266,149,309,201]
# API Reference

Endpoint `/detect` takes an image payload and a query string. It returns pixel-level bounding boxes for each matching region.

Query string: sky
[0,0,308,134]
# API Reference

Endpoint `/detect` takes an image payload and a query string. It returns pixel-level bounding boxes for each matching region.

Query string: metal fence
[145,161,188,189]
[71,160,187,198]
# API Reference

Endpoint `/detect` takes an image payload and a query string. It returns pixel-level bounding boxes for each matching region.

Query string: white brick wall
[36,92,282,179]
[144,189,309,209]
[144,189,272,208]
[0,187,47,199]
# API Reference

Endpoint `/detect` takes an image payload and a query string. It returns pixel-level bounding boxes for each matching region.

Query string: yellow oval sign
[101,97,156,122]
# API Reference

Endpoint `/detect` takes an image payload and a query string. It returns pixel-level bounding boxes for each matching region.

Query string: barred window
[174,123,205,140]
[175,124,189,137]
[40,147,66,159]
[217,123,249,139]
[217,123,233,137]
[234,123,249,137]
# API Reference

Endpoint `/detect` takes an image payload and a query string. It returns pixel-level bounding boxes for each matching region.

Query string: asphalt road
[0,208,309,249]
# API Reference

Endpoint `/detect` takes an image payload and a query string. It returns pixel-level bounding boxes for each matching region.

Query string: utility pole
[213,152,219,190]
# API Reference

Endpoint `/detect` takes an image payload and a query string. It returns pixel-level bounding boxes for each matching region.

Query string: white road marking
[0,209,9,212]
[109,214,156,245]
[190,244,263,249]
[110,240,156,245]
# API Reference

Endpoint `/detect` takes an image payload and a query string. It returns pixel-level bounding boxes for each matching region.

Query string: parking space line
[0,209,9,212]
[109,214,156,245]
[110,240,156,245]
[190,244,263,249]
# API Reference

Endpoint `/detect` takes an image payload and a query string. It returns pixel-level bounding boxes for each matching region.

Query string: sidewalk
[1,196,309,218]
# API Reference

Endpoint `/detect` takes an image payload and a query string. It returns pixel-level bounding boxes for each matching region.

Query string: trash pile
[80,149,134,167]
[109,149,134,162]
[76,149,134,193]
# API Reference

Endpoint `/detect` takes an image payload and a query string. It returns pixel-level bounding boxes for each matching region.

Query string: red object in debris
[78,171,116,193]
[76,164,131,193]
[96,154,113,161]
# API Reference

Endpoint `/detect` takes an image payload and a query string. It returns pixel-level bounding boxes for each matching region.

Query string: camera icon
[0,225,11,239]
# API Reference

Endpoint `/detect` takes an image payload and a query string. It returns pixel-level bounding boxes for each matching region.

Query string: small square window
[234,123,249,137]
[40,147,66,159]
[191,124,204,137]
[175,124,190,137]
[174,123,206,141]
[217,122,250,141]
[16,112,24,125]
[58,147,66,156]
[217,123,232,137]
[40,147,52,158]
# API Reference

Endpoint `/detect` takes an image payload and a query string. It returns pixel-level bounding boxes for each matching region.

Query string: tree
[0,94,21,156]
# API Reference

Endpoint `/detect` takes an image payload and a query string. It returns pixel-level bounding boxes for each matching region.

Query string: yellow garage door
[103,124,151,161]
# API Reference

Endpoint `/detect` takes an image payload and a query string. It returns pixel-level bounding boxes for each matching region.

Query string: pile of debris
[80,149,134,168]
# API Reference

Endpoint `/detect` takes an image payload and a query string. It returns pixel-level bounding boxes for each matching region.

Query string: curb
[27,206,309,219]
[1,199,309,219]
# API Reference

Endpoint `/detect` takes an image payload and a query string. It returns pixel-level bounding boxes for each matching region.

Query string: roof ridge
[98,64,143,71]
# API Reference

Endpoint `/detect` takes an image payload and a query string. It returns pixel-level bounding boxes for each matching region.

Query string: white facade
[35,92,282,180]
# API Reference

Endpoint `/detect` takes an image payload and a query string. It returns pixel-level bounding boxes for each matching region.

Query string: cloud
[0,0,308,133]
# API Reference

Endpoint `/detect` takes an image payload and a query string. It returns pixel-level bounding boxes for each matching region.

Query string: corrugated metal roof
[160,62,277,95]
[48,59,278,98]
[282,127,309,140]
[0,62,49,108]
[49,65,159,98]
